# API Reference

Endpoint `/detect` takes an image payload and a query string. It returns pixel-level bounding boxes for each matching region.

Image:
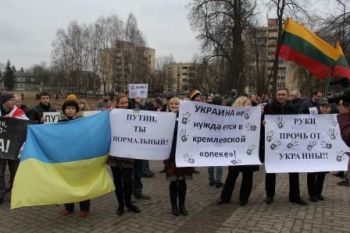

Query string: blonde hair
[167,97,181,112]
[78,99,90,111]
[233,96,251,107]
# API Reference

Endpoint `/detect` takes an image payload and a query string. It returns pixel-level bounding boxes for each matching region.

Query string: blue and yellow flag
[11,111,115,209]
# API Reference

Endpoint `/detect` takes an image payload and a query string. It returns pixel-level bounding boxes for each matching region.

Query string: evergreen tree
[3,60,15,91]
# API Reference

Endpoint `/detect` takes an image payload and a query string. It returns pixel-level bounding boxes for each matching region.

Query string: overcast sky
[0,0,342,69]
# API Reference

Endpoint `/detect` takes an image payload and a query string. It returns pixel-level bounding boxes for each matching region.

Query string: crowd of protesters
[0,87,349,219]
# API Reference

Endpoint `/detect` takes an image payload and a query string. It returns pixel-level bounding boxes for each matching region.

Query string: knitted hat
[189,90,201,100]
[0,92,15,105]
[66,94,78,102]
[62,100,79,113]
[320,98,330,106]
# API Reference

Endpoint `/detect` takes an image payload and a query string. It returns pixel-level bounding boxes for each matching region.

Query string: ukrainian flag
[11,111,115,209]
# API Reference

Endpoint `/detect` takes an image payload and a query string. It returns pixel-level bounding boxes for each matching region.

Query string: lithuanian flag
[11,111,115,209]
[332,42,350,79]
[279,19,339,79]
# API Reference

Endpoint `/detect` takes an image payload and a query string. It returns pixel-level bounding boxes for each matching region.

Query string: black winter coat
[28,103,56,123]
[298,99,319,114]
[260,100,296,162]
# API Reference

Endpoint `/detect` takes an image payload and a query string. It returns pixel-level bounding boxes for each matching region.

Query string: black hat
[0,92,15,105]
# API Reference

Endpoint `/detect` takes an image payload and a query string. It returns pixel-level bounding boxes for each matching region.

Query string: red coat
[165,120,194,178]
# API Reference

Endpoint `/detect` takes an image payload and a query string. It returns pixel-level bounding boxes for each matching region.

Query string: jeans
[208,166,223,183]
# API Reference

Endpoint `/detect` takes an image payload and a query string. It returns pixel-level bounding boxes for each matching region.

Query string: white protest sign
[175,101,262,167]
[265,114,349,173]
[128,84,148,99]
[82,110,101,118]
[109,109,176,160]
[43,112,61,124]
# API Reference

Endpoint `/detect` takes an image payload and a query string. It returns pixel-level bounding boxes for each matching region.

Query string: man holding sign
[263,88,307,205]
[28,91,56,123]
[0,93,29,205]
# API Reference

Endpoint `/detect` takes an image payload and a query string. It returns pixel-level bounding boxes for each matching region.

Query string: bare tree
[265,0,309,95]
[51,14,148,94]
[319,1,350,60]
[189,55,222,94]
[154,55,175,93]
[189,0,257,94]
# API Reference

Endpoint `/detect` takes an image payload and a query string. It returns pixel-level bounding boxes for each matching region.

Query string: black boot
[116,205,124,216]
[126,204,141,213]
[169,181,178,216]
[0,197,3,205]
[172,205,179,216]
[179,205,188,216]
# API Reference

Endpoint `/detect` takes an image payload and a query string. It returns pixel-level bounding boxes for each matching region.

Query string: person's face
[337,100,350,113]
[313,92,322,103]
[276,90,288,104]
[320,105,331,114]
[152,99,160,107]
[135,97,142,104]
[64,106,77,118]
[289,93,297,101]
[250,95,257,102]
[207,96,213,103]
[193,95,201,102]
[169,99,180,113]
[3,98,15,110]
[14,97,21,107]
[117,97,129,109]
[243,100,252,107]
[79,103,85,110]
[40,95,50,106]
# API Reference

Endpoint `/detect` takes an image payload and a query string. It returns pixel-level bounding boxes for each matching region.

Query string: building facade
[165,63,196,93]
[13,71,40,91]
[100,41,155,93]
[245,18,301,95]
